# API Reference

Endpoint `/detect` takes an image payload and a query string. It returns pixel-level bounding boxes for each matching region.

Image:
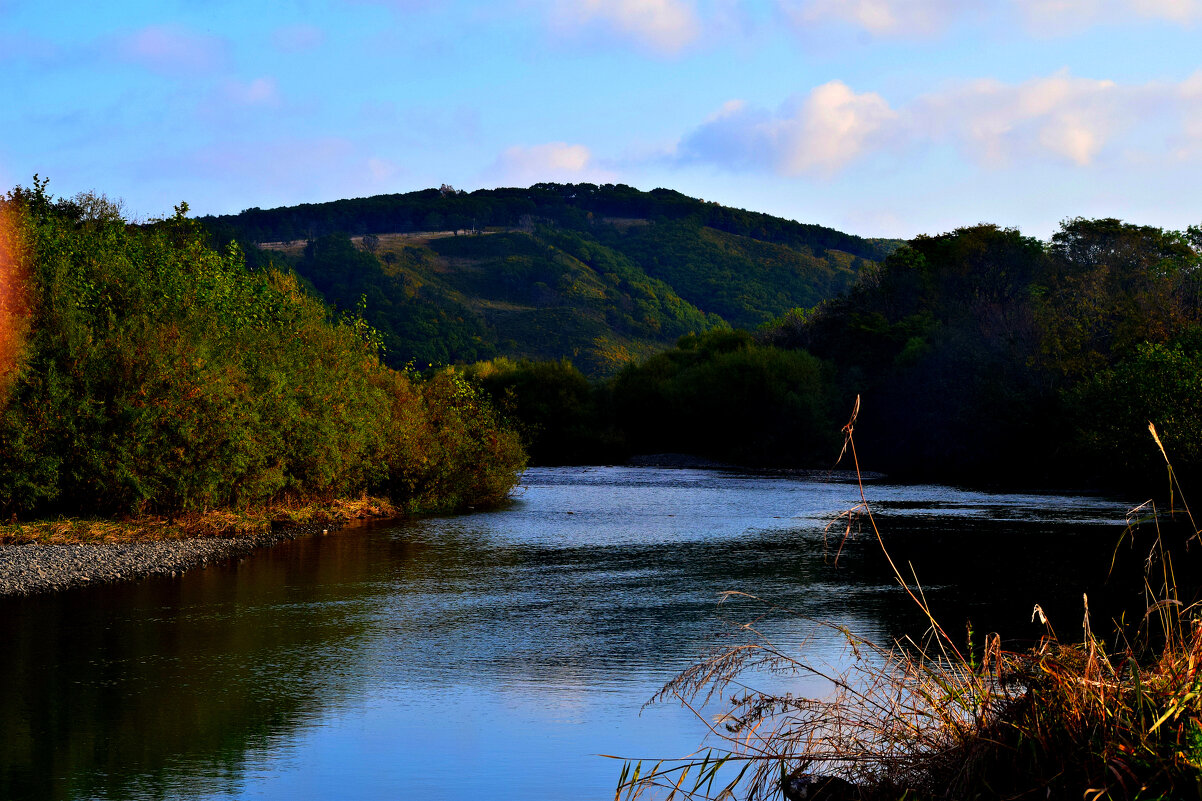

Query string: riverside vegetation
[615,407,1202,801]
[203,183,1202,491]
[0,179,525,542]
[472,218,1202,491]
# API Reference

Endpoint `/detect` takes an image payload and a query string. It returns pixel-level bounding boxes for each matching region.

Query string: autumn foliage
[0,180,525,519]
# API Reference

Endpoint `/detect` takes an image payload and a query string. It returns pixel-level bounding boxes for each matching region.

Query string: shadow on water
[0,467,1157,801]
[0,530,403,801]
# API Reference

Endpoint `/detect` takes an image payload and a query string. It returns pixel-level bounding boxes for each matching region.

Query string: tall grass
[614,401,1202,801]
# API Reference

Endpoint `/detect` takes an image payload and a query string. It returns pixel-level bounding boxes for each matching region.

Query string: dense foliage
[769,219,1202,485]
[466,357,625,465]
[465,218,1202,489]
[201,183,894,262]
[163,179,1202,487]
[610,329,839,466]
[0,181,525,519]
[201,183,889,375]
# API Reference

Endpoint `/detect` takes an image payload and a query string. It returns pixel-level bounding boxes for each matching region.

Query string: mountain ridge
[200,183,901,374]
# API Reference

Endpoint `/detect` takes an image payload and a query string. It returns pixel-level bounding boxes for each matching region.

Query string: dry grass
[0,495,399,545]
[613,404,1202,801]
[256,229,511,256]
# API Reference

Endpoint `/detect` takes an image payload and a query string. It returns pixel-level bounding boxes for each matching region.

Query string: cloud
[553,0,700,54]
[679,81,899,176]
[1015,0,1202,30]
[367,157,401,181]
[675,71,1202,176]
[777,0,1201,39]
[219,77,281,107]
[1128,0,1202,20]
[1173,69,1202,158]
[780,0,963,36]
[0,32,60,64]
[489,142,616,184]
[159,137,407,209]
[918,71,1131,166]
[271,23,326,53]
[1011,0,1104,32]
[195,78,285,125]
[114,24,229,76]
[342,0,436,9]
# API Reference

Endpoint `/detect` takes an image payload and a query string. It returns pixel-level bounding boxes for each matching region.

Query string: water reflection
[0,467,1140,801]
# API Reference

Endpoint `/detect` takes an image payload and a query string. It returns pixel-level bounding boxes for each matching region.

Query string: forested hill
[200,184,897,375]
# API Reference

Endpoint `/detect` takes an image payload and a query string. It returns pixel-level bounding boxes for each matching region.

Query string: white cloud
[221,77,281,107]
[778,0,1201,39]
[1015,0,1202,30]
[1128,0,1202,20]
[490,142,616,183]
[1012,0,1103,31]
[0,32,59,64]
[115,24,229,76]
[553,0,700,53]
[676,71,1202,176]
[679,81,899,176]
[785,81,898,173]
[781,0,962,36]
[271,24,326,53]
[367,157,401,181]
[163,137,407,208]
[343,0,435,9]
[1173,69,1202,158]
[919,72,1129,166]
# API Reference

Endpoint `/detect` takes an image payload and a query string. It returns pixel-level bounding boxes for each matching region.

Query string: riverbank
[0,496,399,597]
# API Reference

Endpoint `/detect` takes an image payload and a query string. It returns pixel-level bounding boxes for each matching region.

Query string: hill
[200,184,896,375]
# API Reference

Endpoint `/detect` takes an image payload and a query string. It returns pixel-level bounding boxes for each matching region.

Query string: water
[0,467,1139,801]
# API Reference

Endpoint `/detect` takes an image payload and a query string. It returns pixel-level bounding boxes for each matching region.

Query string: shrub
[615,408,1202,801]
[0,181,524,518]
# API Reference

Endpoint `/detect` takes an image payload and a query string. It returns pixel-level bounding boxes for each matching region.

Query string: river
[0,466,1139,800]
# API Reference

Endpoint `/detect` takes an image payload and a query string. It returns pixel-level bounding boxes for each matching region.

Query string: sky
[1,0,1199,239]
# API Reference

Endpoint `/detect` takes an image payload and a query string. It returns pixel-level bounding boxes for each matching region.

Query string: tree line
[202,185,884,376]
[201,182,894,264]
[477,218,1202,490]
[0,180,525,520]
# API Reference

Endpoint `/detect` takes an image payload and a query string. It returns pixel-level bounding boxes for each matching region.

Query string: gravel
[0,523,333,597]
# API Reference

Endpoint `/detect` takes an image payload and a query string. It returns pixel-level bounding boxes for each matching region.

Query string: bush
[0,181,524,518]
[612,330,839,465]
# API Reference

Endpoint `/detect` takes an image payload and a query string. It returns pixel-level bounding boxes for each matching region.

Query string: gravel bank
[0,524,331,597]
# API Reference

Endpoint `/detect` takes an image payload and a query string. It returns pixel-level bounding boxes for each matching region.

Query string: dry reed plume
[613,401,1202,801]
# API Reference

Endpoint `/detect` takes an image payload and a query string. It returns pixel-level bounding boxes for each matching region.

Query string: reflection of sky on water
[1,467,1136,801]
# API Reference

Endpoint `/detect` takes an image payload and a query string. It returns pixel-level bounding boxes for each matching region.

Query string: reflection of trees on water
[0,530,397,801]
[817,510,1195,650]
[0,484,1155,801]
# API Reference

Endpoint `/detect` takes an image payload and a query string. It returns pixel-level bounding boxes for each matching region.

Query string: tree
[1038,218,1202,380]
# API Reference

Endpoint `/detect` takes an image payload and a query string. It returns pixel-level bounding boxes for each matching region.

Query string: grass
[0,495,400,545]
[613,401,1202,801]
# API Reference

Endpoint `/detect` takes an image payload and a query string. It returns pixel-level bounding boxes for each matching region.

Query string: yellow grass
[0,495,400,545]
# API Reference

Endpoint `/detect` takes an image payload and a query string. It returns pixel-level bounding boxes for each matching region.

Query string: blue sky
[1,0,1199,238]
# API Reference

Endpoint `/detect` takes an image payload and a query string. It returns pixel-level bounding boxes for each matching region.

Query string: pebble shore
[0,524,330,597]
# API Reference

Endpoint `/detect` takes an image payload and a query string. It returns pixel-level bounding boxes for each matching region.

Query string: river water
[0,467,1140,801]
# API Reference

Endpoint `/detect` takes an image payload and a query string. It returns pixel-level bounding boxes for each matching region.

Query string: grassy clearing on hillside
[257,229,513,256]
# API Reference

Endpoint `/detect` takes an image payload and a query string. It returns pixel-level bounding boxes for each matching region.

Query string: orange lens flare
[0,200,30,398]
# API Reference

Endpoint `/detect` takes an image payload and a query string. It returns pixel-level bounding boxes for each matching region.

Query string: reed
[613,402,1202,800]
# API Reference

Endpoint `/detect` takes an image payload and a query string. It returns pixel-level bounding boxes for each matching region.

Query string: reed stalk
[612,402,1202,801]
